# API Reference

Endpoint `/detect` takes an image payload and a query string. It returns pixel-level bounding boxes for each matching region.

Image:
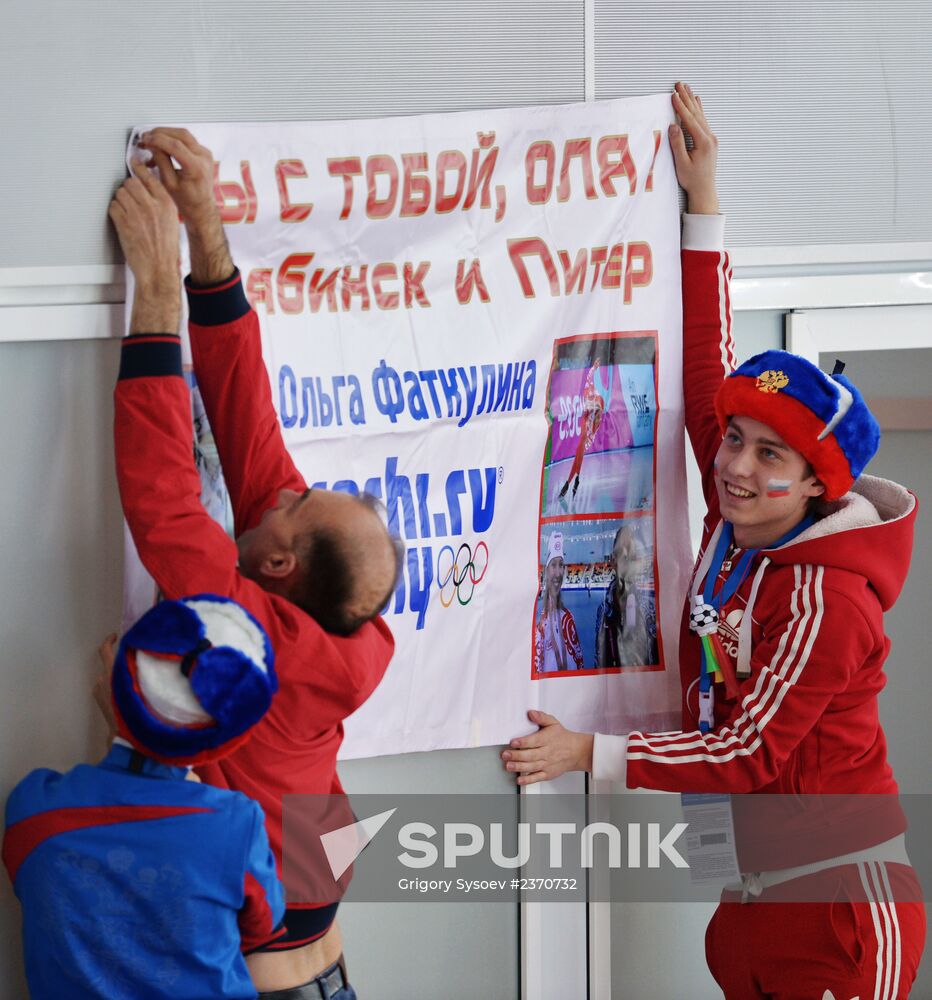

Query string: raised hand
[136,128,216,227]
[669,81,720,215]
[501,710,594,786]
[108,162,181,333]
[136,128,233,285]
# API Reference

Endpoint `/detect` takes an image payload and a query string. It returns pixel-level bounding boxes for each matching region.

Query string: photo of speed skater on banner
[534,330,661,677]
[531,517,659,677]
[540,332,657,517]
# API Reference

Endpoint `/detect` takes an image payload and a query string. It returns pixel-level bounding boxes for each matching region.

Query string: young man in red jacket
[109,131,401,998]
[502,83,925,998]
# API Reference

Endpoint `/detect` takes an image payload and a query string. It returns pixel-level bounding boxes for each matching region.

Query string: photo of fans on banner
[123,94,692,757]
[534,333,660,677]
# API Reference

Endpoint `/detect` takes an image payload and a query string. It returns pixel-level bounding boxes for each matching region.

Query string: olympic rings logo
[437,541,489,607]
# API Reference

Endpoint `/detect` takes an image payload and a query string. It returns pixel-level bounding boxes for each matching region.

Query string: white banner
[124,94,693,758]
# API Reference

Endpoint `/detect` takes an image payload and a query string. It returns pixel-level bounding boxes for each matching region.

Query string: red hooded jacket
[114,273,395,884]
[618,239,917,868]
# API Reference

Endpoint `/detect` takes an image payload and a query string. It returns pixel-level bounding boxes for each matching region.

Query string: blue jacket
[3,742,284,999]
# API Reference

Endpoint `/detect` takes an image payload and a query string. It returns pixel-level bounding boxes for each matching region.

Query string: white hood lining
[775,475,914,549]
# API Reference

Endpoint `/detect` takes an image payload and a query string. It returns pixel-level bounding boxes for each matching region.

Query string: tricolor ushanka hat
[714,350,880,501]
[112,595,277,766]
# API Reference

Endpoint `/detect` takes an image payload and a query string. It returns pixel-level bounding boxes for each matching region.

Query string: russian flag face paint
[766,479,792,498]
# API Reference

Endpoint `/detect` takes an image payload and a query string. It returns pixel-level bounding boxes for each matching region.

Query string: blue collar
[99,742,191,782]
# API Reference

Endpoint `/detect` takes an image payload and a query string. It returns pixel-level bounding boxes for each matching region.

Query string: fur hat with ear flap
[111,595,277,767]
[714,350,881,501]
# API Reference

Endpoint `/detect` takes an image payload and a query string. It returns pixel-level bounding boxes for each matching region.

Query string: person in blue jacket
[3,595,286,1000]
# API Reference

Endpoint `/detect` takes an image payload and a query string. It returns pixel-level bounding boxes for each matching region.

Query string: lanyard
[701,523,758,612]
[703,515,815,611]
[695,514,815,731]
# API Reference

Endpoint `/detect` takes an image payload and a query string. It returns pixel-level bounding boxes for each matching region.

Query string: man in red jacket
[110,129,400,998]
[502,83,925,997]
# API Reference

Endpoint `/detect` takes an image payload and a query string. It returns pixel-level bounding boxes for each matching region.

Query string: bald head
[291,492,402,636]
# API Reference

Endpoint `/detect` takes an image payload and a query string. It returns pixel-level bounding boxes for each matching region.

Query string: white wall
[0,339,125,998]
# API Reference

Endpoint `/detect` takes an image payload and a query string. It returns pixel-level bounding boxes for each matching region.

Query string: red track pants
[705,863,926,999]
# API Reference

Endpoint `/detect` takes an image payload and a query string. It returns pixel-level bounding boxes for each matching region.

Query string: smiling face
[612,528,642,585]
[545,557,566,602]
[714,415,825,548]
